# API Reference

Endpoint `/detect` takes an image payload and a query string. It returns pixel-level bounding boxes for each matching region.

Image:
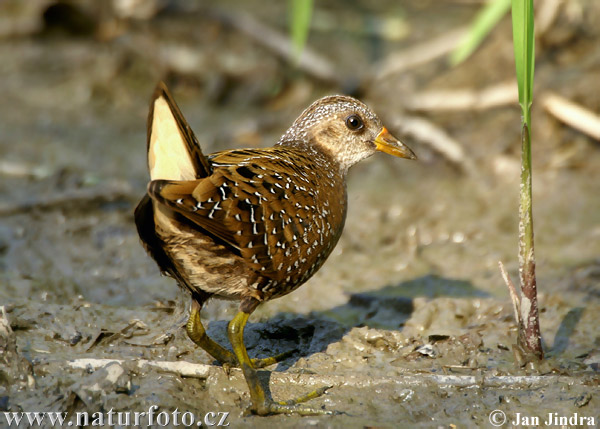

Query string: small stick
[0,161,51,179]
[404,81,518,112]
[374,27,468,81]
[389,115,475,173]
[68,358,211,379]
[64,357,590,390]
[208,8,339,85]
[498,260,521,325]
[542,93,600,141]
[536,0,562,37]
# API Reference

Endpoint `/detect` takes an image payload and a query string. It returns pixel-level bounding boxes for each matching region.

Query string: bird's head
[278,95,416,172]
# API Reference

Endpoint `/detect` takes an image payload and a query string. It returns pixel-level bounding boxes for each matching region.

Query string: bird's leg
[186,300,238,365]
[227,298,332,416]
[186,299,294,368]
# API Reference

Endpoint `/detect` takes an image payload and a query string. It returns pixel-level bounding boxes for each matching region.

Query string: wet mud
[1,1,599,427]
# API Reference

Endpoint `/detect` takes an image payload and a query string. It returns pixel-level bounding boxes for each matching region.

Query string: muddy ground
[1,0,599,427]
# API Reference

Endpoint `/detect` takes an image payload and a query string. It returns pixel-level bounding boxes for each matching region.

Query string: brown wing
[147,147,346,285]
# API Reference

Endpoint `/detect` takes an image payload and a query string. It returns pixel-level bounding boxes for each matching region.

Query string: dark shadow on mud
[204,275,489,371]
[550,307,584,356]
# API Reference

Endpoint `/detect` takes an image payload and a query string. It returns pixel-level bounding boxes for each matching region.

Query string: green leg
[186,300,295,368]
[186,300,237,365]
[227,309,332,416]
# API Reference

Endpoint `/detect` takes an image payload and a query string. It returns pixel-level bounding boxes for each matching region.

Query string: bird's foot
[251,348,297,368]
[251,385,334,416]
[220,348,297,373]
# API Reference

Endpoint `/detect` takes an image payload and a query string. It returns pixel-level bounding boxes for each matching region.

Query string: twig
[0,161,52,179]
[208,8,339,85]
[64,357,596,389]
[542,93,600,141]
[498,261,521,326]
[0,306,11,337]
[68,358,211,379]
[404,81,517,112]
[536,0,562,38]
[389,115,475,173]
[373,27,468,81]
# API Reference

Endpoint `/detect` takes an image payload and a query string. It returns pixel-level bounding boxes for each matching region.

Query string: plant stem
[518,122,543,359]
[511,0,543,361]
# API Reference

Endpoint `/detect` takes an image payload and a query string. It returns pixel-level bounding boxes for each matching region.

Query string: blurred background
[1,0,598,425]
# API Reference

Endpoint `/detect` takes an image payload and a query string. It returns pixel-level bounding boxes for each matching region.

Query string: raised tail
[146,82,212,180]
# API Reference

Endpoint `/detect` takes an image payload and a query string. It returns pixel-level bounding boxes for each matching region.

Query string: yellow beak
[374,127,417,160]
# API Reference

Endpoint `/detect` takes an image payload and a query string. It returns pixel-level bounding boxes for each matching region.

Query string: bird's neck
[276,138,348,176]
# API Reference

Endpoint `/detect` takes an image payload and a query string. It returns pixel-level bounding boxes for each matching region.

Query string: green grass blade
[511,0,535,113]
[289,0,314,61]
[451,0,511,65]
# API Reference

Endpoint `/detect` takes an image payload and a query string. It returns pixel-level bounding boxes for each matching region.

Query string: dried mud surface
[1,1,599,427]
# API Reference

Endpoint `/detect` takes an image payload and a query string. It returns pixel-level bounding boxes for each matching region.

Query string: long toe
[251,348,298,369]
[251,385,334,416]
[253,400,333,416]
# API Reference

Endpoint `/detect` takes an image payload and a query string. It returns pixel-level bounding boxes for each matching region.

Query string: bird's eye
[345,114,363,131]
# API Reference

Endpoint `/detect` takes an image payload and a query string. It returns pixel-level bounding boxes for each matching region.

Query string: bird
[134,82,416,415]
